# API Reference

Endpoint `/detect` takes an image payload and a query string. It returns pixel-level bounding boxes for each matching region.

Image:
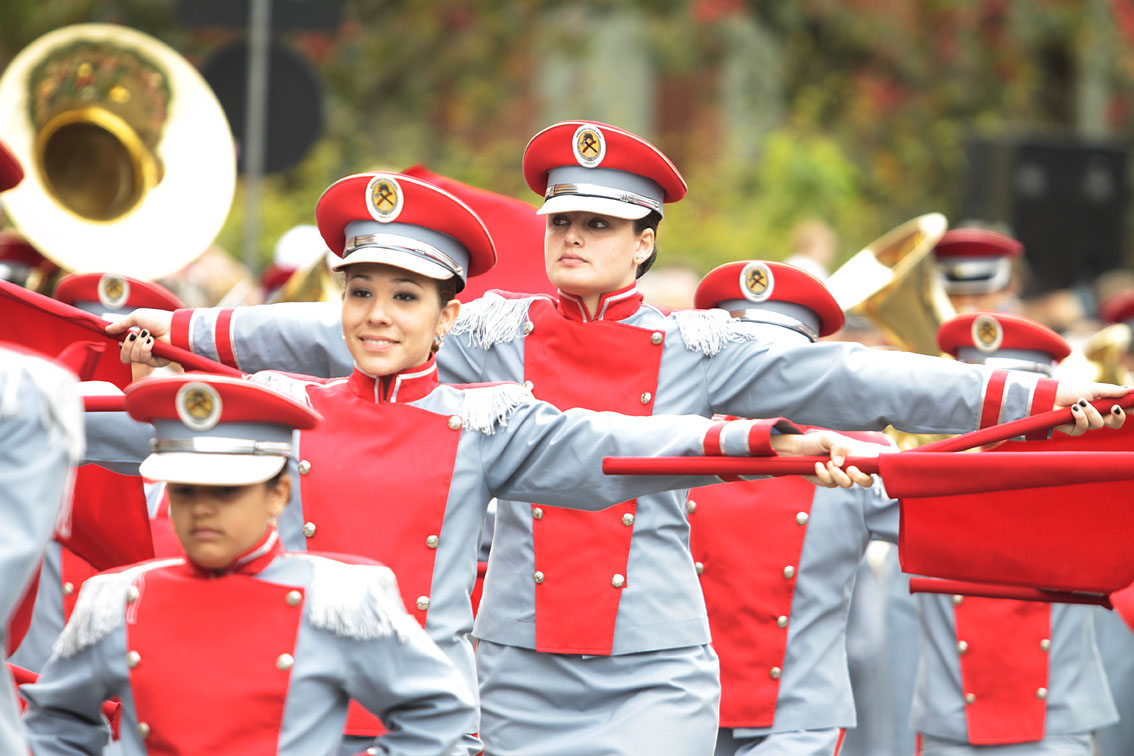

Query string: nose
[563,220,583,246]
[365,297,393,325]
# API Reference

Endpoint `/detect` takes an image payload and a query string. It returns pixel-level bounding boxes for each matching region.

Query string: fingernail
[1114,406,1124,415]
[833,455,844,466]
[146,337,153,344]
[1079,399,1088,408]
[127,333,136,341]
[1071,405,1080,412]
[140,329,149,338]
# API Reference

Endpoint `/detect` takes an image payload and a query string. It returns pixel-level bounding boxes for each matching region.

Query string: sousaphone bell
[0,24,236,280]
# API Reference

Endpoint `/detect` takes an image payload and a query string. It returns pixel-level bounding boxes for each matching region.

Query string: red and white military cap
[523,121,687,220]
[933,228,1023,296]
[1100,289,1134,325]
[125,374,321,486]
[694,260,844,341]
[0,138,23,193]
[937,311,1070,375]
[316,172,496,291]
[54,273,184,317]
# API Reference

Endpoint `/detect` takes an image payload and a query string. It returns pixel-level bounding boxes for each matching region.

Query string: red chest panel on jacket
[301,385,460,627]
[125,567,304,755]
[524,308,664,654]
[60,547,99,621]
[689,476,816,727]
[302,384,460,736]
[954,597,1051,744]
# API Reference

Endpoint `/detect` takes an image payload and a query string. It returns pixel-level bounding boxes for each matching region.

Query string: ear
[438,297,461,336]
[267,473,291,519]
[633,227,655,264]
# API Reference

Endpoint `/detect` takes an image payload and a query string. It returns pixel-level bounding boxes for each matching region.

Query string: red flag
[63,465,153,571]
[898,422,1134,595]
[0,279,240,380]
[908,577,1113,609]
[401,165,557,300]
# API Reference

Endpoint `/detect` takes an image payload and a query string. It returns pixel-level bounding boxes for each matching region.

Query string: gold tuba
[825,213,955,356]
[0,24,235,280]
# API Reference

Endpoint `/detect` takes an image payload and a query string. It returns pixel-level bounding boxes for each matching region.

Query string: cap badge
[176,382,223,431]
[367,175,403,223]
[972,314,1004,353]
[97,274,130,310]
[572,124,606,168]
[740,262,774,303]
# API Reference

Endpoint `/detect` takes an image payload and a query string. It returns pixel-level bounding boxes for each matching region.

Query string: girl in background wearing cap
[21,373,477,756]
[103,171,876,756]
[108,124,1125,756]
[687,260,901,756]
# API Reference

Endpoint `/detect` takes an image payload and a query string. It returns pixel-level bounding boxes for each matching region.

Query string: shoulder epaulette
[53,558,184,657]
[673,309,764,357]
[457,382,534,435]
[246,370,320,406]
[1,349,84,463]
[292,554,417,643]
[450,292,541,349]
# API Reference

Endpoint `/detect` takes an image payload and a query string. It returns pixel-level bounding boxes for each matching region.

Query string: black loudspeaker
[1008,138,1129,294]
[201,41,324,175]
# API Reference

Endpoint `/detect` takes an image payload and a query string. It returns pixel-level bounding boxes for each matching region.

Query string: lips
[190,528,223,540]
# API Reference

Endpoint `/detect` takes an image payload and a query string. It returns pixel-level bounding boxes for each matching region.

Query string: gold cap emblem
[97,274,130,310]
[971,314,1004,353]
[175,382,223,431]
[572,124,606,168]
[740,262,774,303]
[367,175,403,223]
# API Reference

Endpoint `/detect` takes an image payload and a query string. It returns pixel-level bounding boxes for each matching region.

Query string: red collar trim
[348,358,439,404]
[188,527,283,578]
[557,283,643,323]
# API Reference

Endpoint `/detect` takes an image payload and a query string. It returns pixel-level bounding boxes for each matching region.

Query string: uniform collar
[557,282,643,323]
[348,357,439,404]
[187,526,283,578]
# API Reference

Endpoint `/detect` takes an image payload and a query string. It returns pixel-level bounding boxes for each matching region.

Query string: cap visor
[536,194,652,220]
[329,246,455,279]
[140,453,287,486]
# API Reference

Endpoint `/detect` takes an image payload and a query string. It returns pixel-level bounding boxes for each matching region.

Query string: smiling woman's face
[543,212,653,298]
[340,263,459,376]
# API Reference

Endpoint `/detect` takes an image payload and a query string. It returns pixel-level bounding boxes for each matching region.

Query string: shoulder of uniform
[452,381,535,435]
[246,370,323,405]
[451,291,546,349]
[671,308,764,356]
[1,347,85,462]
[287,553,416,642]
[53,558,183,658]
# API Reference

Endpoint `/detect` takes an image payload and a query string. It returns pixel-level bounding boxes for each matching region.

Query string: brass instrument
[825,212,955,356]
[268,253,343,303]
[1084,323,1133,385]
[0,24,235,280]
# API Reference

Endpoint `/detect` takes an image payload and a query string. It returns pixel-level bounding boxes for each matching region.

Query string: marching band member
[103,170,870,756]
[688,261,898,756]
[21,373,477,756]
[106,122,1123,755]
[911,312,1120,756]
[933,228,1023,313]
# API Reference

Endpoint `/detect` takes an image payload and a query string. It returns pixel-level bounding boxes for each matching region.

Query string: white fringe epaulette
[247,370,319,407]
[53,559,182,658]
[450,292,536,349]
[458,382,533,435]
[1,348,85,463]
[673,309,763,357]
[294,554,417,643]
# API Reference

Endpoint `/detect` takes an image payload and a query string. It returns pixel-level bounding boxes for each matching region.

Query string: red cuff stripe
[979,369,1009,430]
[704,423,726,456]
[169,309,193,351]
[1026,378,1060,441]
[214,308,237,368]
[747,418,783,456]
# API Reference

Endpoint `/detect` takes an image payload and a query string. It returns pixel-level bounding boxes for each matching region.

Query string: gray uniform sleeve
[82,411,153,475]
[21,637,116,755]
[706,337,1033,434]
[480,398,739,508]
[340,620,476,755]
[181,302,351,377]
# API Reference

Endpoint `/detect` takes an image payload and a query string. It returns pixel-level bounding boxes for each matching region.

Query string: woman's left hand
[771,430,890,489]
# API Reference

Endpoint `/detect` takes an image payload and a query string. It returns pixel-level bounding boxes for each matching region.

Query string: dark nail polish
[1071,405,1080,412]
[127,333,136,341]
[1114,407,1124,415]
[1079,399,1088,407]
